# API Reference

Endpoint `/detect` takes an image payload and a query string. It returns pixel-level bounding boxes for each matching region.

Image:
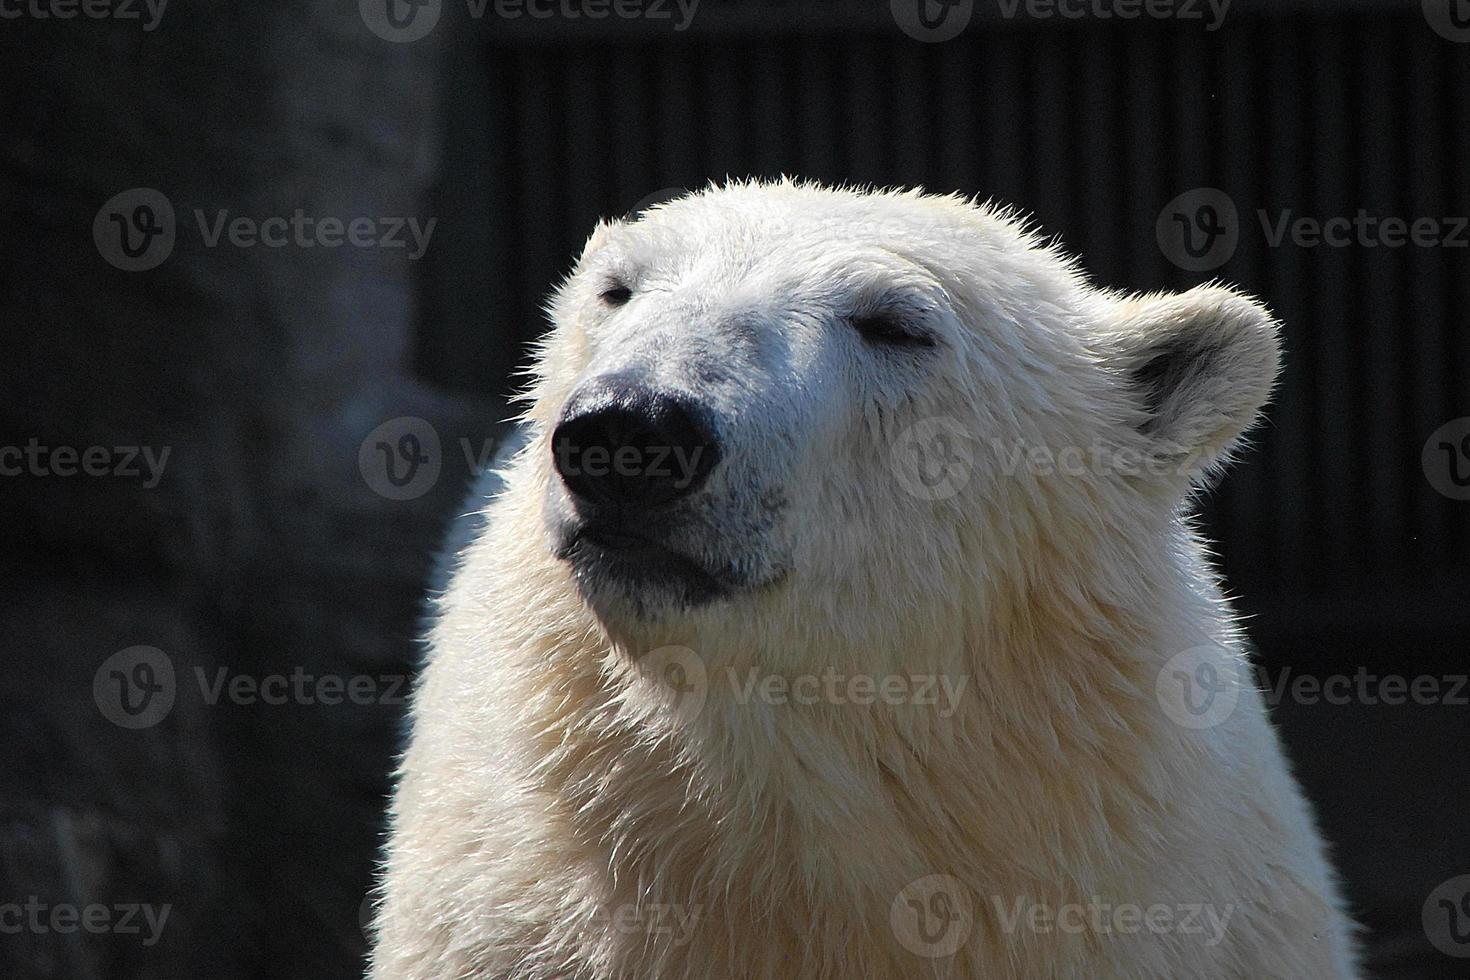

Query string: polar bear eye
[599,284,633,306]
[848,312,934,350]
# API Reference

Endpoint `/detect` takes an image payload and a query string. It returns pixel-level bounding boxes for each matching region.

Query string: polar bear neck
[446,489,1234,965]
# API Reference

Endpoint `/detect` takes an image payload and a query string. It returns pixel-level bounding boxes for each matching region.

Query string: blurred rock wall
[0,3,498,976]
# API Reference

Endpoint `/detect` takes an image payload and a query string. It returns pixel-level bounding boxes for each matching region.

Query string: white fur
[370,180,1359,979]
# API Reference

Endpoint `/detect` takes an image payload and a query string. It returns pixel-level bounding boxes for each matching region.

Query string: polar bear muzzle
[552,375,722,508]
[547,372,749,612]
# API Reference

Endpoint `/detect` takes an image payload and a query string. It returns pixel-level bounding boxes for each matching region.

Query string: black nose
[552,379,721,508]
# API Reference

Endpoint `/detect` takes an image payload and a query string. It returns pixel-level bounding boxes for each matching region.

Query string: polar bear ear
[1111,285,1282,475]
[574,218,623,266]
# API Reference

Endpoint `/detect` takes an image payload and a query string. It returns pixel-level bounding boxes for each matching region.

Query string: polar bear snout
[544,373,756,614]
[552,376,722,509]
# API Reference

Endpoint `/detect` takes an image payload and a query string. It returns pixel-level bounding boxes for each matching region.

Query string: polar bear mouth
[557,521,733,608]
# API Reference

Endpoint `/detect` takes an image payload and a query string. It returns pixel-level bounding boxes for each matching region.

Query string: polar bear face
[526,182,1278,651]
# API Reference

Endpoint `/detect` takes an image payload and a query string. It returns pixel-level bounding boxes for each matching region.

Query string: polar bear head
[524,181,1278,661]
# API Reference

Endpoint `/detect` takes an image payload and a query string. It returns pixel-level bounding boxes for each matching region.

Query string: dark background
[2,0,1466,977]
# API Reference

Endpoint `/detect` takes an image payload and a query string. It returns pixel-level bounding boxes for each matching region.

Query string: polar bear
[370,180,1358,979]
